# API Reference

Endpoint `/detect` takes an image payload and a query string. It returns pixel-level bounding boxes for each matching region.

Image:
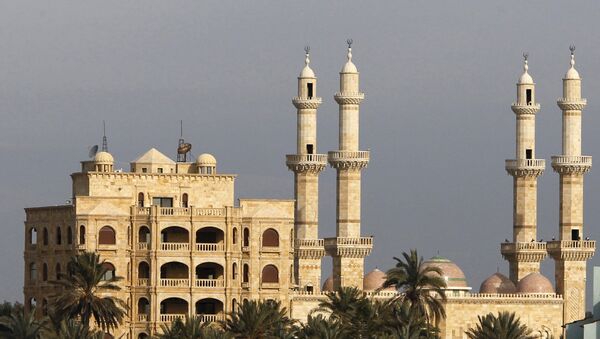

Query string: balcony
[195,243,225,252]
[324,236,373,257]
[327,151,370,170]
[295,239,325,259]
[196,314,224,323]
[551,155,592,175]
[160,278,189,287]
[134,206,232,218]
[510,103,541,115]
[137,278,149,286]
[137,314,148,322]
[195,279,225,288]
[547,240,596,261]
[292,96,322,109]
[504,159,545,176]
[161,243,190,251]
[137,242,149,251]
[557,97,587,111]
[160,314,185,323]
[500,241,547,263]
[285,154,328,173]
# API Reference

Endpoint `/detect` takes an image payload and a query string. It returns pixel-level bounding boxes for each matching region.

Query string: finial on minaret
[569,44,576,67]
[564,44,581,80]
[346,39,353,62]
[304,45,310,66]
[101,120,108,152]
[523,52,529,73]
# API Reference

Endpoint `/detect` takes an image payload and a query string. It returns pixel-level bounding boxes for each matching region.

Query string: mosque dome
[479,273,517,294]
[300,65,315,78]
[363,268,393,291]
[94,151,114,163]
[322,276,334,292]
[565,51,581,80]
[196,153,217,166]
[341,60,358,73]
[517,272,554,294]
[421,256,469,288]
[518,58,534,84]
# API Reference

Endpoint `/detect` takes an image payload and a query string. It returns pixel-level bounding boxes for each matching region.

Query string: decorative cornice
[286,154,328,174]
[292,97,322,109]
[511,104,540,115]
[547,240,596,261]
[334,92,365,105]
[505,159,545,178]
[557,98,587,111]
[324,237,373,258]
[551,155,592,175]
[328,150,370,170]
[294,239,325,259]
[500,242,547,262]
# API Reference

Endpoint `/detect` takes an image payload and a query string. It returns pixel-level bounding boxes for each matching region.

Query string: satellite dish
[88,145,99,158]
[177,142,192,154]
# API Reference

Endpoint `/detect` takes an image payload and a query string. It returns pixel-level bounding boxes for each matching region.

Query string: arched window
[262,229,279,247]
[29,263,37,282]
[56,227,62,245]
[98,226,116,245]
[243,228,249,247]
[138,297,150,316]
[56,263,61,280]
[290,264,294,284]
[138,192,145,207]
[67,227,73,245]
[261,265,278,283]
[243,264,249,283]
[42,263,48,281]
[43,228,49,246]
[29,228,37,245]
[138,262,150,279]
[182,193,188,208]
[79,225,86,244]
[232,228,238,245]
[139,226,151,244]
[232,263,237,280]
[231,298,237,312]
[101,262,116,281]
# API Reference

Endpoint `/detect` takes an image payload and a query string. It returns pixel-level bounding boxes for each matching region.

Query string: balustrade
[137,314,148,322]
[137,242,149,250]
[159,278,189,287]
[160,314,184,322]
[195,279,225,288]
[137,278,149,286]
[195,243,225,252]
[160,243,190,251]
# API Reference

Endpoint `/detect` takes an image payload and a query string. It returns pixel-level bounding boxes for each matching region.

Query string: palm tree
[221,299,295,339]
[45,318,105,339]
[297,314,346,339]
[156,316,232,339]
[0,307,46,339]
[0,301,24,334]
[382,249,447,325]
[381,299,439,339]
[465,311,535,339]
[49,252,127,332]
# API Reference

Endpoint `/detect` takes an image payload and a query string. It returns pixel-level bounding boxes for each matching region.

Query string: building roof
[421,255,469,288]
[197,153,217,165]
[133,148,175,165]
[363,268,389,291]
[517,272,554,294]
[479,272,517,294]
[94,151,114,163]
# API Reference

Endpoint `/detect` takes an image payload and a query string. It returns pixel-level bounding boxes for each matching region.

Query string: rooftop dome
[363,268,392,291]
[517,272,554,294]
[196,153,217,165]
[322,276,333,292]
[94,151,114,163]
[565,51,581,80]
[479,272,517,294]
[299,48,315,78]
[421,256,469,288]
[518,58,534,84]
[341,43,358,73]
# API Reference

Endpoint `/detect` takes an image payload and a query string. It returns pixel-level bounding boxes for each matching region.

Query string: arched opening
[232,263,237,280]
[138,192,145,207]
[195,227,224,251]
[56,263,61,280]
[138,226,150,249]
[29,263,37,282]
[243,228,250,247]
[137,297,150,321]
[195,263,224,287]
[29,228,37,245]
[101,262,116,281]
[232,227,238,245]
[195,298,223,320]
[243,264,249,283]
[56,227,62,245]
[67,227,73,245]
[261,265,279,283]
[231,298,237,312]
[160,297,188,319]
[42,263,48,281]
[138,262,150,285]
[43,228,49,246]
[138,334,149,339]
[182,193,188,208]
[262,229,279,247]
[79,225,86,244]
[98,226,116,245]
[290,264,294,284]
[160,262,189,287]
[161,226,189,251]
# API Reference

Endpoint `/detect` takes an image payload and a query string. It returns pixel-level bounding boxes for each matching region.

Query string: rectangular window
[157,168,163,173]
[572,229,580,241]
[526,89,532,105]
[306,144,314,154]
[152,197,173,207]
[526,149,532,160]
[307,83,313,98]
[142,168,147,173]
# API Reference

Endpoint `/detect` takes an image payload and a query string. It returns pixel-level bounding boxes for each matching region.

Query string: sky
[2,1,600,306]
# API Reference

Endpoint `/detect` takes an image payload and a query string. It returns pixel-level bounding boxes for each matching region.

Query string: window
[79,225,86,245]
[42,263,48,281]
[526,149,532,160]
[261,265,279,283]
[138,193,145,207]
[232,263,237,280]
[56,263,61,280]
[526,89,532,105]
[232,228,238,245]
[152,197,173,207]
[67,227,73,245]
[142,168,147,173]
[102,263,116,281]
[307,83,313,98]
[243,264,249,283]
[98,226,116,245]
[139,226,151,244]
[43,228,49,246]
[182,193,188,208]
[243,228,250,247]
[29,263,37,282]
[306,144,314,154]
[262,229,279,247]
[231,298,237,312]
[29,228,37,245]
[572,229,580,241]
[157,168,163,173]
[56,227,62,245]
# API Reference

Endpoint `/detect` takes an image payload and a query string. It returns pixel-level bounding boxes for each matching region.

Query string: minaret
[325,40,372,289]
[501,55,547,283]
[286,47,327,292]
[548,46,595,323]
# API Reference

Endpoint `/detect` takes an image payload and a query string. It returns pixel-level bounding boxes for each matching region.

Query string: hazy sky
[2,1,600,305]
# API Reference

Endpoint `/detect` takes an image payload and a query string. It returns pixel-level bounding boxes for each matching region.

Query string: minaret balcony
[511,103,540,115]
[328,150,370,170]
[547,240,596,261]
[500,241,547,263]
[551,155,592,174]
[294,239,325,259]
[504,159,545,177]
[292,97,322,109]
[324,236,373,258]
[286,154,328,173]
[334,92,365,105]
[557,98,587,111]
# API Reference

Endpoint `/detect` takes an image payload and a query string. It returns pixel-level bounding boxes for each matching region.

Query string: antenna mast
[101,120,108,152]
[177,120,192,162]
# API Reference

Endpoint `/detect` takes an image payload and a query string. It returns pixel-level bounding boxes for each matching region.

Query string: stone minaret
[548,47,595,323]
[501,55,547,284]
[325,41,372,289]
[286,47,327,292]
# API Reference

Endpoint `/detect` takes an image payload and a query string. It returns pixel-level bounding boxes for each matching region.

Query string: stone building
[23,45,595,338]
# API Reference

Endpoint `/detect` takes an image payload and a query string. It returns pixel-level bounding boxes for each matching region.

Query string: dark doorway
[307,83,313,98]
[306,144,314,154]
[526,149,532,160]
[526,89,532,105]
[572,229,580,241]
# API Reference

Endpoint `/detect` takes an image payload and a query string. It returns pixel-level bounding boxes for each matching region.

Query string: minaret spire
[101,120,108,152]
[501,54,546,283]
[286,47,326,292]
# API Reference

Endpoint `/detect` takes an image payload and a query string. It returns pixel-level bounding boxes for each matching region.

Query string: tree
[380,299,439,339]
[382,249,447,325]
[465,311,535,339]
[49,252,127,332]
[221,299,295,339]
[44,318,105,339]
[0,307,46,339]
[156,316,232,339]
[297,314,347,339]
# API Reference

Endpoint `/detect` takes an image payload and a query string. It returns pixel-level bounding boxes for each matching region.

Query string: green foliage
[0,307,46,339]
[221,299,295,339]
[156,315,232,339]
[44,318,105,339]
[465,311,536,339]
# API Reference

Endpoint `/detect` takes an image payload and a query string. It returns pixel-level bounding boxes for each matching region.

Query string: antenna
[177,120,192,162]
[101,120,108,152]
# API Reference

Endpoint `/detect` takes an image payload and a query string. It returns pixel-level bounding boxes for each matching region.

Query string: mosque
[22,44,595,339]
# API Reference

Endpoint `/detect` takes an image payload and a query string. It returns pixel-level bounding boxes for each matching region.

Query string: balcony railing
[551,155,592,166]
[547,240,596,250]
[242,246,250,252]
[195,243,225,252]
[501,242,547,252]
[241,282,249,289]
[134,206,230,217]
[160,314,185,322]
[505,159,545,169]
[161,243,190,251]
[328,150,370,162]
[285,154,328,164]
[160,207,190,216]
[295,239,324,247]
[324,237,373,247]
[137,242,149,250]
[195,279,225,288]
[136,207,151,215]
[138,314,148,322]
[160,278,189,287]
[138,278,149,286]
[196,314,224,323]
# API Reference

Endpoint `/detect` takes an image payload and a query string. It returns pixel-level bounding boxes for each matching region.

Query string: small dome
[322,276,333,292]
[518,58,534,84]
[479,273,517,294]
[196,153,216,165]
[300,65,315,78]
[421,256,469,288]
[94,151,114,163]
[517,272,554,294]
[363,268,391,291]
[341,46,358,73]
[565,53,581,80]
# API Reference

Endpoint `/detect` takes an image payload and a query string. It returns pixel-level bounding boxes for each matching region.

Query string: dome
[565,67,580,80]
[341,60,358,73]
[322,276,333,292]
[196,153,217,165]
[479,273,517,294]
[300,65,315,78]
[517,272,554,294]
[363,268,392,291]
[421,256,469,288]
[94,151,114,163]
[519,72,534,84]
